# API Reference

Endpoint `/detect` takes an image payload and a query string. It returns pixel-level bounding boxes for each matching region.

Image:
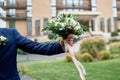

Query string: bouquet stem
[65,42,86,80]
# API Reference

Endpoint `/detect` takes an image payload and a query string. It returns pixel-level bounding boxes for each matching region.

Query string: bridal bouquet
[43,14,83,39]
[43,14,86,80]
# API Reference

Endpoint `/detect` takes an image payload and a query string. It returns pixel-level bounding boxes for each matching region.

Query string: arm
[13,29,64,55]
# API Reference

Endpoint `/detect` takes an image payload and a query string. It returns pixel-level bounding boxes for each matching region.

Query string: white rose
[0,36,7,41]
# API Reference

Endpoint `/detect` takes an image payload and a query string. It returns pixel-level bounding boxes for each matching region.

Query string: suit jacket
[0,28,64,80]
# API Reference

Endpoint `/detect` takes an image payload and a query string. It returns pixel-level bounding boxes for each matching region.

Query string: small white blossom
[0,36,8,45]
[0,36,7,41]
[60,23,65,27]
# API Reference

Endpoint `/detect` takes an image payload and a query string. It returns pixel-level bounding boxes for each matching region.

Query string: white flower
[55,22,59,26]
[0,36,8,45]
[60,23,65,27]
[0,36,7,41]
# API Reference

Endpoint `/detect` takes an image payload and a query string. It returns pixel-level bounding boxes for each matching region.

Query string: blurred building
[0,0,120,37]
[0,0,6,28]
[0,0,51,36]
[55,0,120,33]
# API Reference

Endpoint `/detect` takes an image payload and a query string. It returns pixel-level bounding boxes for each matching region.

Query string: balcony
[56,0,91,11]
[57,4,91,10]
[3,2,27,9]
[2,13,27,20]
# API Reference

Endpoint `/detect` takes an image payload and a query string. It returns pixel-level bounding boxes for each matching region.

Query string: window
[91,0,96,7]
[0,7,5,17]
[9,9,16,17]
[114,17,118,31]
[51,0,56,6]
[0,19,6,28]
[112,8,117,17]
[112,0,117,7]
[62,0,66,11]
[73,0,78,6]
[35,18,40,36]
[91,19,95,31]
[64,0,79,12]
[80,0,83,6]
[51,7,56,17]
[0,1,4,6]
[112,0,117,17]
[100,18,104,32]
[27,7,32,17]
[9,0,15,6]
[67,0,72,6]
[107,18,111,32]
[9,19,15,28]
[63,0,66,6]
[91,0,96,11]
[27,0,32,5]
[27,17,32,36]
[43,18,48,35]
[80,0,83,11]
[73,0,79,12]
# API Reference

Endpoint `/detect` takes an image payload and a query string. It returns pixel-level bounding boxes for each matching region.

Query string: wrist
[60,40,65,51]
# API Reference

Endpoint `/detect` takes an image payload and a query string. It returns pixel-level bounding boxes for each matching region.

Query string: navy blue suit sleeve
[13,29,64,55]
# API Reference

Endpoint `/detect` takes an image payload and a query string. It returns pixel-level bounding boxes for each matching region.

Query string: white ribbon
[65,43,86,80]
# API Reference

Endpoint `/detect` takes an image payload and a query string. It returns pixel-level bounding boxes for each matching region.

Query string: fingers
[66,34,73,46]
[66,39,73,46]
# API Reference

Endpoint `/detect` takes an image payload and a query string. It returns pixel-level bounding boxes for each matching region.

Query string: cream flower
[0,36,8,45]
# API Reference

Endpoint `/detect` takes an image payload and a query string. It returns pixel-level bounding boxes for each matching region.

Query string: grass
[25,58,120,80]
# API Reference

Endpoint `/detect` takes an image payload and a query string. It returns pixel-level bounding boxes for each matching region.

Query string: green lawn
[25,58,120,80]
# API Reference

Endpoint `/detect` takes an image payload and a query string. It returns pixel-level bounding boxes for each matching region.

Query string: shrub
[81,24,89,32]
[81,53,93,62]
[80,36,106,58]
[111,54,120,59]
[64,53,72,62]
[98,51,111,60]
[17,49,27,55]
[109,38,120,43]
[109,42,120,54]
[75,53,82,61]
[18,66,29,77]
[111,31,118,37]
[48,33,57,40]
[64,53,81,62]
[117,29,120,32]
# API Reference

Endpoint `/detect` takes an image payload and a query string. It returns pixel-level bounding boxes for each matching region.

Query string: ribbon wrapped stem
[65,42,86,80]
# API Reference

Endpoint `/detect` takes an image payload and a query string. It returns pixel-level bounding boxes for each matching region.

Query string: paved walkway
[17,40,80,61]
[20,75,36,80]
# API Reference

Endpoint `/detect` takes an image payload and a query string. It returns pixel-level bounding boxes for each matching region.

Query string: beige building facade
[0,0,120,37]
[0,0,51,36]
[56,0,120,33]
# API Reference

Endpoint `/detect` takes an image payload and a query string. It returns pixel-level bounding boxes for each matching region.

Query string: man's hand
[60,34,73,51]
[65,34,73,46]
